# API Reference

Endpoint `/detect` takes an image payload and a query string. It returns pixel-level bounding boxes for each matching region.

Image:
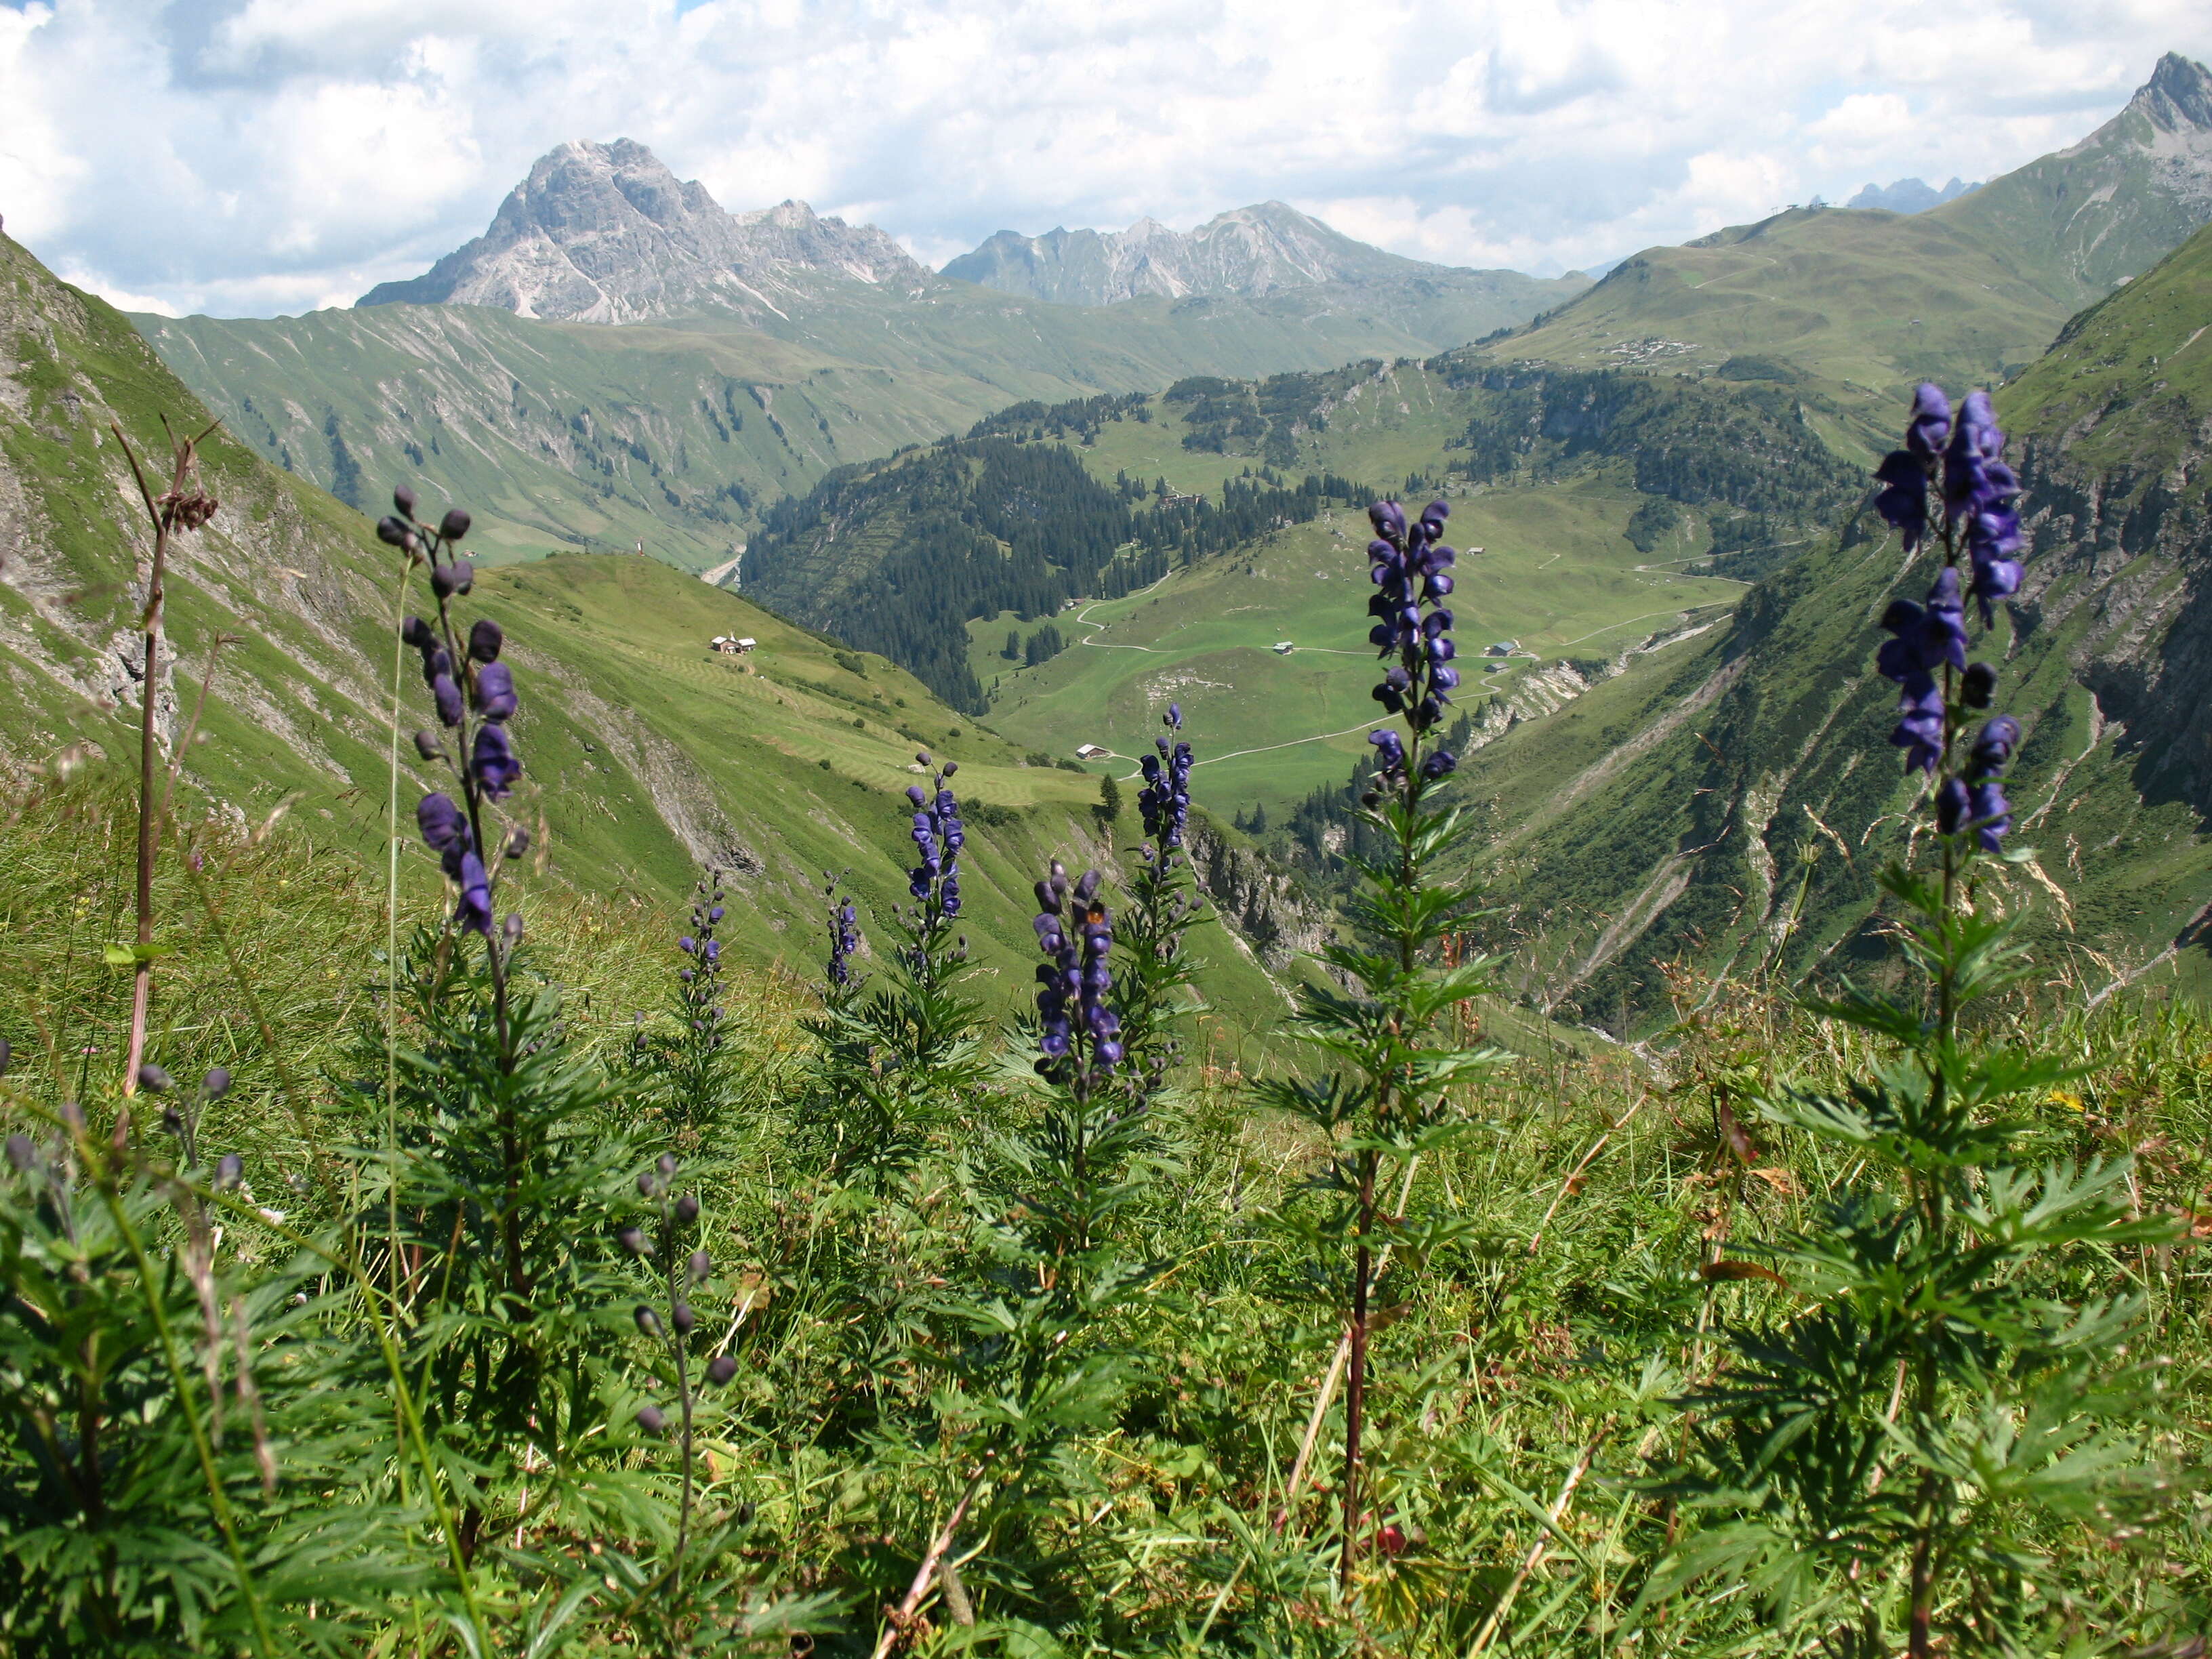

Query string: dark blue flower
[1874,451,1929,552]
[1138,720,1195,853]
[1967,779,2011,853]
[1906,383,1951,460]
[1369,729,1406,778]
[417,792,469,862]
[455,852,493,935]
[472,724,522,800]
[1366,498,1460,739]
[473,662,516,722]
[1890,673,1946,774]
[468,619,503,662]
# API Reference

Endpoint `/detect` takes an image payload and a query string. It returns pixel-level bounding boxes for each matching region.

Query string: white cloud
[3,0,2208,315]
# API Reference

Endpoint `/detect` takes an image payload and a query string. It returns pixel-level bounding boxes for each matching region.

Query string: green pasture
[976,470,1748,813]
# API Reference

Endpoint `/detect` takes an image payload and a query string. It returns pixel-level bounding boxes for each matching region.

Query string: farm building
[1073,743,1110,760]
[709,636,757,655]
[1273,641,1294,655]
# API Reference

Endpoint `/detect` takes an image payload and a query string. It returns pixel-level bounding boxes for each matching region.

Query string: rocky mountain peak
[358,140,928,323]
[2137,50,2212,133]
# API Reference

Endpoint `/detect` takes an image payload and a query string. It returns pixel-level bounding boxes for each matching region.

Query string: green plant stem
[90,1163,276,1657]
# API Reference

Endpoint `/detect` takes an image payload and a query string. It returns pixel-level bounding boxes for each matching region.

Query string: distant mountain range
[359,139,929,322]
[939,201,1571,306]
[1845,177,1981,213]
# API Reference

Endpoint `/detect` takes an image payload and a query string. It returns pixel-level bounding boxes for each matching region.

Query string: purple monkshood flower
[468,619,504,663]
[1369,728,1406,778]
[455,852,493,935]
[1874,451,1929,553]
[1967,779,2012,853]
[472,724,522,800]
[1139,710,1195,853]
[904,766,964,916]
[1906,383,1951,460]
[1366,497,1460,735]
[1031,863,1119,1079]
[1890,674,1946,774]
[473,661,516,722]
[417,793,470,869]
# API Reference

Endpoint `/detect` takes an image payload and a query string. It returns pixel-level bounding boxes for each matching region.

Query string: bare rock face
[943,201,1497,306]
[359,140,929,322]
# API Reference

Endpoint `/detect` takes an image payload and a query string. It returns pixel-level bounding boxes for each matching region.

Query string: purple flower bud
[705,1355,739,1385]
[5,1133,32,1171]
[1969,779,2012,852]
[505,827,530,859]
[674,1193,699,1224]
[672,1301,695,1334]
[907,784,927,806]
[467,619,503,662]
[430,559,474,600]
[216,1153,243,1190]
[201,1067,231,1100]
[1962,663,1996,709]
[638,1170,658,1197]
[377,516,412,548]
[413,730,445,762]
[432,674,464,728]
[473,662,516,722]
[619,1226,649,1255]
[638,1405,668,1434]
[401,616,434,650]
[657,1152,678,1177]
[439,508,472,542]
[689,1248,711,1284]
[394,485,418,517]
[502,913,523,945]
[634,1305,662,1338]
[1905,384,1950,459]
[136,1063,172,1093]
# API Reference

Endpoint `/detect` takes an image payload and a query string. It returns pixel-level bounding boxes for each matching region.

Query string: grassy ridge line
[1450,226,2212,1027]
[0,229,1298,1027]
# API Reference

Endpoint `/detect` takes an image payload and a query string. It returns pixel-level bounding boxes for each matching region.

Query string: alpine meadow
[14,24,2212,1659]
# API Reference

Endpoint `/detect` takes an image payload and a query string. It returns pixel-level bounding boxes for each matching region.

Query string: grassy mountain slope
[1479,55,2212,442]
[739,355,1864,812]
[1452,221,2212,1027]
[136,264,1588,574]
[0,228,1298,1025]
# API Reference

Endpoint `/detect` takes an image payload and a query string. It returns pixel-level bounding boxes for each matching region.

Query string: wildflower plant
[1258,498,1510,1585]
[1640,386,2178,1656]
[648,870,741,1131]
[1115,703,1210,1079]
[802,757,987,1186]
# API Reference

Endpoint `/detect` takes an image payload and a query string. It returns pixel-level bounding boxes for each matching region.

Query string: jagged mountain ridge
[940,200,1559,306]
[359,139,930,322]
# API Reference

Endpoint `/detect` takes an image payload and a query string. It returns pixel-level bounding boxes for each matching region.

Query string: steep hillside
[1481,55,2212,435]
[1454,220,2212,1027]
[0,228,1304,1023]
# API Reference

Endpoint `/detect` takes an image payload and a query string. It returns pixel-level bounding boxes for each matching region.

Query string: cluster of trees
[1441,363,1866,579]
[744,436,1374,708]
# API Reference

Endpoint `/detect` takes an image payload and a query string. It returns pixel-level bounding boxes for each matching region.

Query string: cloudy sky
[2,0,2207,318]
